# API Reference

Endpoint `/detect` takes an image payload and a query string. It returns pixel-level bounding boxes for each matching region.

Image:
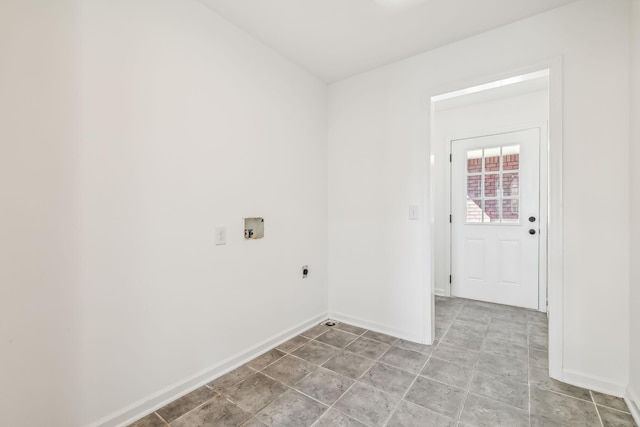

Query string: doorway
[429,63,563,380]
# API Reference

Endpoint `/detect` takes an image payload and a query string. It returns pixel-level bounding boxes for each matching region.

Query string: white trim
[428,56,564,382]
[546,56,564,381]
[89,312,328,427]
[330,311,424,343]
[626,386,640,426]
[562,369,627,397]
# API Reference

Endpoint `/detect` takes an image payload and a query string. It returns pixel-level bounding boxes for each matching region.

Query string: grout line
[527,339,531,427]
[591,390,606,427]
[308,380,371,427]
[381,298,458,426]
[154,412,169,426]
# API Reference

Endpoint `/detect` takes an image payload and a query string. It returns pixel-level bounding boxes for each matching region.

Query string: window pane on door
[484,174,499,198]
[464,144,521,224]
[485,199,500,223]
[467,176,482,199]
[467,199,484,223]
[467,150,483,173]
[503,173,520,197]
[502,145,520,171]
[484,148,501,172]
[502,199,519,221]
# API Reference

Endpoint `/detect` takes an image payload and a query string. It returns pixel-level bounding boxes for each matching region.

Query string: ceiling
[198,0,578,83]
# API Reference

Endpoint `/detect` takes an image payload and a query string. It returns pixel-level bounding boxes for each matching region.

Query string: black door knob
[529,229,536,235]
[529,216,536,222]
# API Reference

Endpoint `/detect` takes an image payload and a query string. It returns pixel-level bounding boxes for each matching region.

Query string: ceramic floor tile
[440,328,484,351]
[301,324,331,339]
[530,414,566,427]
[592,390,631,412]
[480,337,528,360]
[528,331,549,351]
[333,382,398,427]
[255,389,327,427]
[394,339,434,355]
[261,355,316,386]
[359,362,416,396]
[170,394,251,427]
[432,343,479,367]
[529,366,591,401]
[528,348,549,370]
[476,351,527,383]
[469,370,529,410]
[312,408,368,427]
[315,328,359,349]
[485,328,528,347]
[294,367,353,405]
[530,386,601,427]
[345,337,391,360]
[404,376,466,419]
[322,350,375,379]
[379,346,429,374]
[420,357,473,389]
[598,406,638,427]
[334,323,367,336]
[128,412,167,427]
[448,320,489,336]
[455,306,492,325]
[225,373,289,414]
[362,330,399,346]
[292,340,338,365]
[209,366,255,393]
[459,393,529,427]
[434,327,447,340]
[247,349,285,371]
[527,310,548,325]
[488,318,527,335]
[527,322,548,337]
[240,418,267,427]
[386,399,456,427]
[156,386,215,423]
[275,335,309,353]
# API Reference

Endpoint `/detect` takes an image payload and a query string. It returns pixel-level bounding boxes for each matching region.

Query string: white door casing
[451,128,540,309]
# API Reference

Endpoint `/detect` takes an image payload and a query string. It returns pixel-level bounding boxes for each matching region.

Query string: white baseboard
[329,311,423,343]
[562,369,627,397]
[88,312,328,427]
[626,386,640,426]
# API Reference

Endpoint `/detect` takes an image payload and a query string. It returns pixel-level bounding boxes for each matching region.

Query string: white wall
[76,1,328,424]
[432,89,549,296]
[328,0,630,393]
[629,0,640,415]
[2,0,328,425]
[0,1,80,426]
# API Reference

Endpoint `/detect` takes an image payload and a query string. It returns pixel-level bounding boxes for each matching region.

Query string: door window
[465,145,520,224]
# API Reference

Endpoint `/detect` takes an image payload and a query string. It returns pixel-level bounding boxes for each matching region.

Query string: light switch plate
[215,226,227,245]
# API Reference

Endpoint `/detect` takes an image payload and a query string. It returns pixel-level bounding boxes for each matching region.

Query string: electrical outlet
[215,226,227,245]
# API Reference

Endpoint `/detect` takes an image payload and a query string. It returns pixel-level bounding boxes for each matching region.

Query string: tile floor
[129,297,637,427]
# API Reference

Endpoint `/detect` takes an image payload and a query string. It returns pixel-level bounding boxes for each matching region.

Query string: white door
[451,129,540,309]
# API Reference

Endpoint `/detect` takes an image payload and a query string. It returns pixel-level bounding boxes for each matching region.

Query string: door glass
[484,174,499,198]
[467,150,482,173]
[465,144,521,224]
[503,173,519,197]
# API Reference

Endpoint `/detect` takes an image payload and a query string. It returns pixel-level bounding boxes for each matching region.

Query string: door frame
[428,58,564,380]
[446,125,548,311]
